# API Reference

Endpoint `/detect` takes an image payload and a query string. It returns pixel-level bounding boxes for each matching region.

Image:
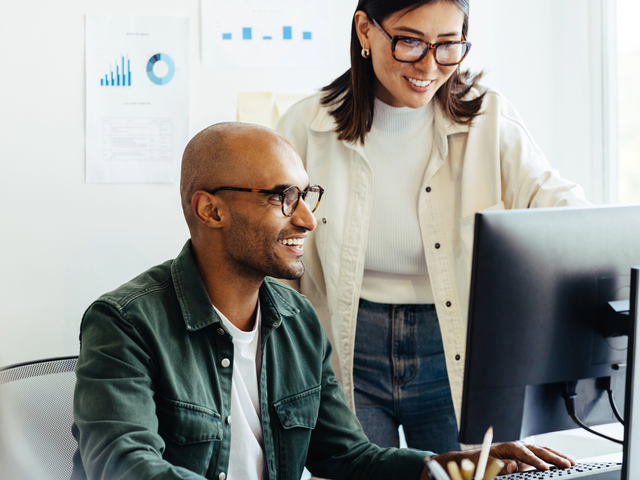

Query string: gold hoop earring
[361,48,370,59]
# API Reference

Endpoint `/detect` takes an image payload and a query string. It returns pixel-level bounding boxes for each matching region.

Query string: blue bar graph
[220,26,313,42]
[101,55,131,87]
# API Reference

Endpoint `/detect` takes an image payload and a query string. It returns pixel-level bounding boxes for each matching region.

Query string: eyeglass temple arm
[369,16,393,44]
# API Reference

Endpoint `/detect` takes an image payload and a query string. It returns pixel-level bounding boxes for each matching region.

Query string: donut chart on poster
[146,53,175,85]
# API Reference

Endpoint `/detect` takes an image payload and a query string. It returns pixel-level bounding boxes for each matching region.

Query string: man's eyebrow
[393,26,462,38]
[271,183,310,191]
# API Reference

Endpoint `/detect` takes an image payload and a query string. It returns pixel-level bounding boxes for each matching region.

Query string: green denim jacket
[72,241,431,480]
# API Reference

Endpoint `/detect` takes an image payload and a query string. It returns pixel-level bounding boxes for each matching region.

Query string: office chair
[0,356,78,480]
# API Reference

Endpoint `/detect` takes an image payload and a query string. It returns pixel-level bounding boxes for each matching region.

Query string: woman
[276,0,587,452]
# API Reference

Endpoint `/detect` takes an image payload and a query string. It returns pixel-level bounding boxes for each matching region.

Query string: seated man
[72,123,575,480]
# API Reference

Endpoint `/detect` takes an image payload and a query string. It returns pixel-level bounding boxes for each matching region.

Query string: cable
[600,375,625,425]
[606,387,625,425]
[562,381,624,445]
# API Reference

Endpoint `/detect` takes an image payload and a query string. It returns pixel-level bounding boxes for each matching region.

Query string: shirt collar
[171,240,299,332]
[309,89,479,158]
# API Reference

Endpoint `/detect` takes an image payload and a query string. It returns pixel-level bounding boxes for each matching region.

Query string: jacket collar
[308,89,479,160]
[171,240,299,332]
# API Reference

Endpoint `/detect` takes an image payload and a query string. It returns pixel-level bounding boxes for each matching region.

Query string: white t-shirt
[215,303,265,480]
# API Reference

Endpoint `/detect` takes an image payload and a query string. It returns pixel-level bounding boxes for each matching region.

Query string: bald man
[71,123,575,480]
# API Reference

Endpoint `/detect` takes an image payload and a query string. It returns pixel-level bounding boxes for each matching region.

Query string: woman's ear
[354,10,373,50]
[191,191,227,229]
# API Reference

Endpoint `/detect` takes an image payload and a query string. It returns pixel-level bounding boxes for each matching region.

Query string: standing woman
[276,0,587,453]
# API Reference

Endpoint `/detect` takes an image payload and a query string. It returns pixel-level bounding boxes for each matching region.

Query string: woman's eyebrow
[393,26,461,38]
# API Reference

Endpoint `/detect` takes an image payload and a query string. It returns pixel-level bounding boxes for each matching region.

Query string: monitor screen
[459,205,640,444]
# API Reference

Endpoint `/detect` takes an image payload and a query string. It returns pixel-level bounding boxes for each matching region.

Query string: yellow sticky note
[274,93,308,118]
[237,92,274,128]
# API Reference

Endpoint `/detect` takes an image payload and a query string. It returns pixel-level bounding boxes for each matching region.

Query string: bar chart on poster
[201,0,332,68]
[85,15,189,183]
[100,55,132,87]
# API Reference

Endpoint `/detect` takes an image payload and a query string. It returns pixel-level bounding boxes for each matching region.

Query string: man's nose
[291,198,318,232]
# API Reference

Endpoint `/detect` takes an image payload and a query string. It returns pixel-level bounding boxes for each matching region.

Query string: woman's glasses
[371,16,471,66]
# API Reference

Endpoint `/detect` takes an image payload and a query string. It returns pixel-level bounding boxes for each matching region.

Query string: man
[72,123,575,480]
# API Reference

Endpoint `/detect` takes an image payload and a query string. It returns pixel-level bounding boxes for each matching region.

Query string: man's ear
[191,191,227,228]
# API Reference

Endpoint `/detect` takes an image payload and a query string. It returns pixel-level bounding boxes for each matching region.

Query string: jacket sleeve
[304,333,431,480]
[491,92,591,209]
[72,301,206,480]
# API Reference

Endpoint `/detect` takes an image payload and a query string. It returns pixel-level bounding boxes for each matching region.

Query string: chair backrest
[0,356,78,480]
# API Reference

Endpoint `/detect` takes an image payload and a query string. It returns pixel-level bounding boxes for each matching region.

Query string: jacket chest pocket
[273,385,321,480]
[156,395,223,477]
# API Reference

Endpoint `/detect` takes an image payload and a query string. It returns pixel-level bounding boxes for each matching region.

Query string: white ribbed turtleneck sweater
[360,97,435,305]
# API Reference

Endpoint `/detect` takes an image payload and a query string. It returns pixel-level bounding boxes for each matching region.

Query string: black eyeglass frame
[206,185,324,217]
[370,16,472,66]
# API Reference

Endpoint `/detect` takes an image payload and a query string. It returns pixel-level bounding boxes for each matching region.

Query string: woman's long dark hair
[321,0,484,144]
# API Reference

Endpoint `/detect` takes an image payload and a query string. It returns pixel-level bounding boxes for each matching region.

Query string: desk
[532,423,623,462]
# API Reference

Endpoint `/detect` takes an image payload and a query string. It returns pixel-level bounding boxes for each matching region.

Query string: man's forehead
[226,133,307,187]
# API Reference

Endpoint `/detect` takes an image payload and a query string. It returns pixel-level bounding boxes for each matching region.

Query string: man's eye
[268,195,282,205]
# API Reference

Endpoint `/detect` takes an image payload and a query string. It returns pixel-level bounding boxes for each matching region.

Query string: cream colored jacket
[275,86,589,423]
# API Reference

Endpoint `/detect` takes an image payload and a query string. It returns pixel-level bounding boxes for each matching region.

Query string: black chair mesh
[0,357,78,480]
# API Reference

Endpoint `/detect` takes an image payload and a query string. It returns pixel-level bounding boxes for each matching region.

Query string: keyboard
[498,462,622,479]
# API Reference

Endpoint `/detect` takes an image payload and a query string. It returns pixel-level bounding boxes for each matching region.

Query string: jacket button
[446,301,452,307]
[435,243,441,249]
[226,415,232,425]
[426,187,432,192]
[221,358,231,368]
[218,473,226,480]
[322,218,327,224]
[217,328,225,336]
[455,354,461,361]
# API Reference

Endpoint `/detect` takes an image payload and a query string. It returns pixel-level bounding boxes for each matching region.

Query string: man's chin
[273,262,305,281]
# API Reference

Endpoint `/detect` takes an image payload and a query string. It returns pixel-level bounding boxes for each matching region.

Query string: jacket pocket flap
[156,395,222,444]
[274,385,321,429]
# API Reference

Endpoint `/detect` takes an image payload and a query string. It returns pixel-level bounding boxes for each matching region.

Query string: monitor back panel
[460,205,640,443]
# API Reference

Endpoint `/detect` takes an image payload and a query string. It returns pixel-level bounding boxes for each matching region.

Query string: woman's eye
[398,37,422,47]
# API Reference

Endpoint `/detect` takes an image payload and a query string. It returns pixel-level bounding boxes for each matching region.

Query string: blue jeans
[353,299,460,453]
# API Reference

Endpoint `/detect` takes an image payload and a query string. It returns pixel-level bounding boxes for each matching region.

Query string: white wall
[0,0,356,366]
[468,0,611,203]
[0,0,609,366]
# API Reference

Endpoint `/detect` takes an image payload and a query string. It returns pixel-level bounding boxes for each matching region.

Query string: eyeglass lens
[282,187,321,216]
[395,39,467,64]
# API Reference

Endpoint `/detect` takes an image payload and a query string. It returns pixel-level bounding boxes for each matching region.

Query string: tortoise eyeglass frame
[206,185,324,217]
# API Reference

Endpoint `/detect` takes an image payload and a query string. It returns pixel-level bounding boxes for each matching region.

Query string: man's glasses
[207,185,324,217]
[371,16,471,65]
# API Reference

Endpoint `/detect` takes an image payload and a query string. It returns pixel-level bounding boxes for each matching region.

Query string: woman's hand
[429,441,577,476]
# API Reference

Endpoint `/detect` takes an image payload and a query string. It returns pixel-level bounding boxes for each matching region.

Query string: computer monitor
[622,267,640,480]
[459,205,640,445]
